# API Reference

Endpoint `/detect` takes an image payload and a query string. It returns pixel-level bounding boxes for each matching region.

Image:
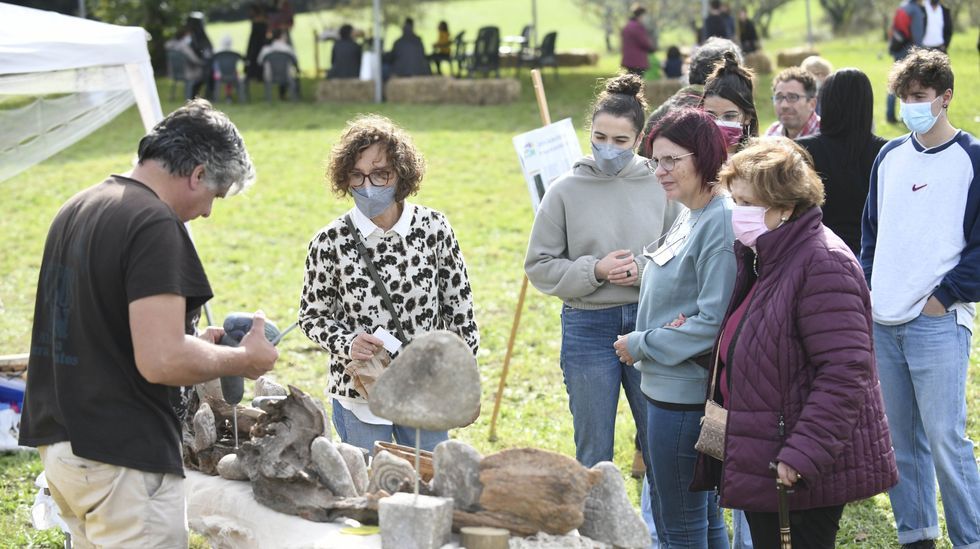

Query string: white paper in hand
[372,327,402,354]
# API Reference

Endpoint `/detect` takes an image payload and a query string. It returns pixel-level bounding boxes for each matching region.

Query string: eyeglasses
[705,110,743,123]
[647,152,694,172]
[772,93,810,104]
[348,169,394,188]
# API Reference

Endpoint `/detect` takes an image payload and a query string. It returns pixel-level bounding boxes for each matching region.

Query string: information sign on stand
[511,118,581,213]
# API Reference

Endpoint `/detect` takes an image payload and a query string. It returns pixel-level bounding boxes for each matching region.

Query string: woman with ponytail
[701,51,759,155]
[525,73,680,498]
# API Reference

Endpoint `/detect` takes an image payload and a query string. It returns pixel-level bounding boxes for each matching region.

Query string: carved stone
[191,403,216,452]
[379,493,453,549]
[310,437,357,497]
[368,450,416,494]
[369,330,480,430]
[255,375,287,397]
[337,442,370,495]
[579,462,650,548]
[216,453,249,481]
[431,440,483,511]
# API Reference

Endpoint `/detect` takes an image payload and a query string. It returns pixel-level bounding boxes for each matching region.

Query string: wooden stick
[488,69,552,443]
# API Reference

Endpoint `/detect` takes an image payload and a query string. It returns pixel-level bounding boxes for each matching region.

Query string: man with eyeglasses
[764,67,820,139]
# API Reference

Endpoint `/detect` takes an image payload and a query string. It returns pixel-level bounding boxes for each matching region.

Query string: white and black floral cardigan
[299,204,480,401]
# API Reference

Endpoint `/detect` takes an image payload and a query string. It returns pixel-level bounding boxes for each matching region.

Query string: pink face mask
[732,205,769,247]
[715,120,744,149]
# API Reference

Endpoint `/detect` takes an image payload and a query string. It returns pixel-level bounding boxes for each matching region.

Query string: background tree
[818,0,858,33]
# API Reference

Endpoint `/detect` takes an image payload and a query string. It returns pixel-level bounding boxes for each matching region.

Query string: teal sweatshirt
[626,194,736,405]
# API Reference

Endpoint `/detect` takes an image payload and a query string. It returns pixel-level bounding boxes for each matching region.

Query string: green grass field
[1,0,978,546]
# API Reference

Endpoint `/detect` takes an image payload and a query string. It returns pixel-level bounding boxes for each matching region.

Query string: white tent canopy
[0,3,163,182]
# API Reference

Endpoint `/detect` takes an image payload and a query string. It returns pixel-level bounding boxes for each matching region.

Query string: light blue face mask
[351,185,397,218]
[900,96,942,135]
[591,142,635,176]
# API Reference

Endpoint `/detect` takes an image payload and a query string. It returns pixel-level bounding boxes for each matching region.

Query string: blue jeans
[886,93,898,122]
[874,313,980,548]
[331,399,448,454]
[560,305,664,536]
[642,476,661,548]
[731,509,753,549]
[647,403,730,549]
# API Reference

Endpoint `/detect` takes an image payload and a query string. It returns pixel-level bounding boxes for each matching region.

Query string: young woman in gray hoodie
[525,73,680,503]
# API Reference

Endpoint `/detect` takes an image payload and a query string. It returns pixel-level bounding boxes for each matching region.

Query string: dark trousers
[745,504,845,549]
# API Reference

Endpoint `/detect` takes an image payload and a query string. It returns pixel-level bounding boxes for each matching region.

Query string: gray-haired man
[19,99,278,547]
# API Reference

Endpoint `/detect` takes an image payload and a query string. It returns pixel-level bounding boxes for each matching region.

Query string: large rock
[337,442,370,495]
[431,440,483,511]
[378,492,453,549]
[478,448,600,535]
[579,462,650,548]
[369,330,480,430]
[310,437,357,497]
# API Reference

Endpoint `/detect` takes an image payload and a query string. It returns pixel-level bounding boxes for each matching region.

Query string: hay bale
[385,76,453,104]
[555,50,599,67]
[446,79,521,106]
[316,79,375,103]
[643,79,684,109]
[776,48,819,68]
[743,51,773,74]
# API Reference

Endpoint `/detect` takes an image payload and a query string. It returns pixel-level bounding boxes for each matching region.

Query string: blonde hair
[718,138,824,215]
[801,55,833,80]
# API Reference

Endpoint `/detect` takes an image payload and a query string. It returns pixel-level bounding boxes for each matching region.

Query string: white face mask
[900,96,942,135]
[732,205,769,247]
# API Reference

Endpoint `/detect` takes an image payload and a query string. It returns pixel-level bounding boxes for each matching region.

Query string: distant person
[213,35,242,102]
[703,0,734,41]
[388,18,431,77]
[185,12,215,98]
[643,37,742,140]
[702,51,759,153]
[798,68,886,257]
[765,67,820,139]
[800,55,833,115]
[921,0,952,52]
[18,99,278,548]
[737,9,759,54]
[621,3,655,76]
[171,27,206,99]
[662,45,683,78]
[886,0,925,123]
[429,20,452,75]
[863,47,980,549]
[258,30,298,99]
[268,0,294,43]
[328,24,362,79]
[245,2,269,82]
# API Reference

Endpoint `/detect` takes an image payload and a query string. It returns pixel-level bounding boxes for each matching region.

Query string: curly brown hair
[888,47,954,98]
[327,114,425,202]
[719,137,824,218]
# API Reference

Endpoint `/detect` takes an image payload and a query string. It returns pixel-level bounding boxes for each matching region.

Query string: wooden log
[452,510,538,536]
[460,526,510,549]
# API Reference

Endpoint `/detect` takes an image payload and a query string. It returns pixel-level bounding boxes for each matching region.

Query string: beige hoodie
[524,154,681,309]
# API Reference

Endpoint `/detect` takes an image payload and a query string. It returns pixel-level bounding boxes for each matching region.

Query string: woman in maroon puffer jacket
[691,138,898,548]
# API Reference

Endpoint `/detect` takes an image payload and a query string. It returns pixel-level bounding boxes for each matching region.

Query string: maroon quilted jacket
[691,207,897,512]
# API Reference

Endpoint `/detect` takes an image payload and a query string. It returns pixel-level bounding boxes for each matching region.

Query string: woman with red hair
[614,108,734,548]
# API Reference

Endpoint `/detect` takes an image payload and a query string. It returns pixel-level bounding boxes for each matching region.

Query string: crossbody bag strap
[344,214,410,344]
[706,342,723,403]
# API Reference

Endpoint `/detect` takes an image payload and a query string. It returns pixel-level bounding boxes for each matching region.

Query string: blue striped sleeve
[934,133,980,306]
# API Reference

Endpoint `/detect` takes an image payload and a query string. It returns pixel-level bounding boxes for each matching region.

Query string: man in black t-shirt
[19,99,279,547]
